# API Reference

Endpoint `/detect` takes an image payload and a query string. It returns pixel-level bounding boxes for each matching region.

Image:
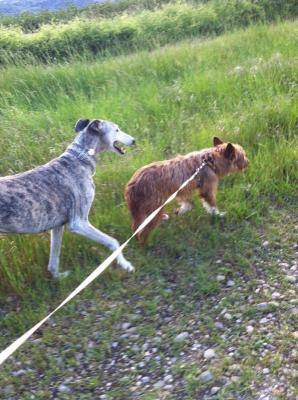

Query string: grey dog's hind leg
[48,226,65,278]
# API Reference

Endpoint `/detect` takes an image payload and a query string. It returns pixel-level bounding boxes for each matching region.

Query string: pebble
[121,322,132,330]
[174,332,189,343]
[260,317,268,324]
[216,275,226,282]
[58,384,72,394]
[246,325,254,334]
[262,368,270,374]
[256,302,269,311]
[204,348,216,359]
[290,307,298,315]
[153,380,165,389]
[12,369,26,377]
[211,386,220,395]
[227,280,235,287]
[191,343,201,351]
[127,326,137,334]
[141,376,150,384]
[256,302,278,311]
[262,241,269,247]
[286,275,296,283]
[231,375,239,382]
[164,374,173,382]
[215,321,224,330]
[199,370,213,382]
[224,313,232,320]
[279,262,289,268]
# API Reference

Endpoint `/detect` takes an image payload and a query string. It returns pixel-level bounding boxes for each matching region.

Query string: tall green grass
[0,0,297,64]
[0,21,297,296]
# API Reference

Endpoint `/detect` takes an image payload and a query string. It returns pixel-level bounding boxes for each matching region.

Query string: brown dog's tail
[124,181,144,240]
[125,179,163,243]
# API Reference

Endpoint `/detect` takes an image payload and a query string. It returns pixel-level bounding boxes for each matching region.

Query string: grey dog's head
[75,119,135,155]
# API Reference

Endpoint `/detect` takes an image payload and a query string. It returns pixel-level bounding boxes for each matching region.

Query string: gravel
[1,212,297,400]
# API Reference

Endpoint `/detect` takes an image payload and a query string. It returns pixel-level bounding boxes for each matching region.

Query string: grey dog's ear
[213,137,223,146]
[88,119,103,134]
[75,119,90,132]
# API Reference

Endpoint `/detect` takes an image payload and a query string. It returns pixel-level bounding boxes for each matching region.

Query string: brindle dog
[0,119,135,277]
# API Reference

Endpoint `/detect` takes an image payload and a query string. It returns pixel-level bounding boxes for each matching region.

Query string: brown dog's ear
[224,143,236,160]
[213,137,223,146]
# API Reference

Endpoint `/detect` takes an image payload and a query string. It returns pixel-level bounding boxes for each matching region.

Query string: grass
[0,19,297,399]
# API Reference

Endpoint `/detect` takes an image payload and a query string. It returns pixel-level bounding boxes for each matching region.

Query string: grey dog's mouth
[113,141,125,155]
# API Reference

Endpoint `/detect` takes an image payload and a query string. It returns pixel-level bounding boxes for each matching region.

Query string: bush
[0,0,297,64]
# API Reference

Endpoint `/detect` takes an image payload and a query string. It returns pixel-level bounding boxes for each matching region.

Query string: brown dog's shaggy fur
[125,137,249,243]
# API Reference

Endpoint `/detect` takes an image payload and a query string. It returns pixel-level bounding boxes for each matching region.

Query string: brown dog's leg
[199,180,225,216]
[175,196,192,216]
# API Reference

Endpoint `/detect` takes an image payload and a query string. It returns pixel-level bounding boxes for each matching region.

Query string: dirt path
[1,212,297,400]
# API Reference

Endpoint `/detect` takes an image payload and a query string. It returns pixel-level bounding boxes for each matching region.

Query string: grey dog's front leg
[68,220,134,272]
[48,226,64,278]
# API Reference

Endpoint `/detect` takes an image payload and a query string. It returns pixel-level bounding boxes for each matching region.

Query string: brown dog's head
[213,137,249,174]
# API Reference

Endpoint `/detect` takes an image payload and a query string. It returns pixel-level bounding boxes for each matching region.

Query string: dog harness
[196,154,217,188]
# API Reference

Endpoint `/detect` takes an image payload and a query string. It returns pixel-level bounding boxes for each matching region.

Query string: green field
[0,10,297,400]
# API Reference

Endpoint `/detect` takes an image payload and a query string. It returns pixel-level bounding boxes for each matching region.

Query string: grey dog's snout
[131,139,136,145]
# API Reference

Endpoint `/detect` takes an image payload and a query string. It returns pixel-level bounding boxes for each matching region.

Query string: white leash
[0,160,209,365]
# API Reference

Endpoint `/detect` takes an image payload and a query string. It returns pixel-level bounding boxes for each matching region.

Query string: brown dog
[125,137,249,243]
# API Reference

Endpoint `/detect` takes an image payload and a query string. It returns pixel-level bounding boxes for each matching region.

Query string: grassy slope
[0,21,297,399]
[1,0,298,64]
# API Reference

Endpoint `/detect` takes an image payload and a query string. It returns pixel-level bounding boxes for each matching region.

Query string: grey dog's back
[0,155,85,234]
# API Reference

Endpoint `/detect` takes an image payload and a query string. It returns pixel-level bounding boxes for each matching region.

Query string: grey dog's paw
[120,261,135,273]
[57,271,71,278]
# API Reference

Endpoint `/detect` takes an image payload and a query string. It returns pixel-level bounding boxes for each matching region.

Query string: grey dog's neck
[63,142,97,173]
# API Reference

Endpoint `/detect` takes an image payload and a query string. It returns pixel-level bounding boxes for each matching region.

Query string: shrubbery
[0,0,297,64]
[0,0,173,32]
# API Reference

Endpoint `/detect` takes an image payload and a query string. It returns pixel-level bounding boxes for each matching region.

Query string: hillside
[0,9,297,400]
[0,0,105,16]
[0,0,297,64]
